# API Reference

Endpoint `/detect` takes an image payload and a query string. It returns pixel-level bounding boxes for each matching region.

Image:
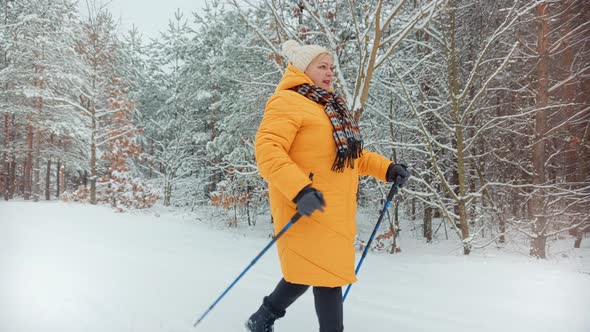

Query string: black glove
[386,163,410,187]
[293,186,326,216]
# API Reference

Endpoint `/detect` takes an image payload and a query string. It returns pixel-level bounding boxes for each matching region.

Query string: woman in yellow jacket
[246,40,410,332]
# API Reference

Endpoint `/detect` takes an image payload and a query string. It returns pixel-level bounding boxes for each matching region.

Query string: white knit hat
[282,40,330,72]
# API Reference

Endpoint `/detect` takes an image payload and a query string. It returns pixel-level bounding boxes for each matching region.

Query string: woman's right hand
[294,186,326,216]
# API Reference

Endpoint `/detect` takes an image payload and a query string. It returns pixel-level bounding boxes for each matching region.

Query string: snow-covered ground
[1,200,589,332]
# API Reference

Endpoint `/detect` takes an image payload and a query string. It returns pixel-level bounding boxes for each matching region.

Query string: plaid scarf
[290,83,363,172]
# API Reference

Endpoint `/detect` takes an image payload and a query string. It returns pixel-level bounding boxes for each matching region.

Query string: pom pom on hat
[282,40,330,72]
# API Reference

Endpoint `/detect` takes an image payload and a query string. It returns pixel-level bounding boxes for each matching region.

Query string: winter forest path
[1,201,589,332]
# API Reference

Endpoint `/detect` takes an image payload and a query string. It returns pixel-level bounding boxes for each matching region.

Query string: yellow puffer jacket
[255,64,392,287]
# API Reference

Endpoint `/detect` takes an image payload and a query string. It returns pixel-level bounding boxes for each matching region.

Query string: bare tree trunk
[74,170,81,191]
[559,1,585,249]
[56,159,61,198]
[208,84,220,195]
[390,200,400,254]
[499,214,506,244]
[164,176,172,206]
[531,2,549,259]
[8,156,15,199]
[60,162,66,197]
[2,113,8,200]
[20,158,26,196]
[45,134,54,200]
[109,182,116,208]
[2,4,8,201]
[562,0,576,183]
[45,157,51,200]
[417,25,434,243]
[447,0,470,254]
[24,121,33,200]
[424,205,433,242]
[573,226,584,248]
[90,101,97,204]
[8,115,15,199]
[32,73,44,202]
[32,127,41,202]
[149,140,153,178]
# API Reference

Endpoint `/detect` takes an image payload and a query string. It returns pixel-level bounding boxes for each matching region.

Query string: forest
[1,0,588,258]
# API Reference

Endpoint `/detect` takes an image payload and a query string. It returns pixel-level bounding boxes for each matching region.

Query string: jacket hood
[275,64,315,92]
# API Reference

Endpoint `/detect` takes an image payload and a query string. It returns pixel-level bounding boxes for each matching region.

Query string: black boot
[245,296,285,332]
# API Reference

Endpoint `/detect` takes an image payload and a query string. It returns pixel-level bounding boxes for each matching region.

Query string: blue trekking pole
[343,183,398,302]
[193,212,303,327]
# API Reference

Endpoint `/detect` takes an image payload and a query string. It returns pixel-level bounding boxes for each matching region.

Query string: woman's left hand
[386,163,410,187]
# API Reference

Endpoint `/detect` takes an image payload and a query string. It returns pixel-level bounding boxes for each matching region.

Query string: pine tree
[0,0,85,201]
[74,2,120,204]
[137,9,200,207]
[100,77,158,209]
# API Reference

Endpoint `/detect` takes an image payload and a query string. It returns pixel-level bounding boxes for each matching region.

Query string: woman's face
[304,53,334,90]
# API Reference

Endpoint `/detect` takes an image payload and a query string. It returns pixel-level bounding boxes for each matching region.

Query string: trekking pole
[343,183,398,302]
[193,212,303,327]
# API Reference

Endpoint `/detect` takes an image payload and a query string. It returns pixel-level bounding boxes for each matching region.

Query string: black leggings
[267,278,344,332]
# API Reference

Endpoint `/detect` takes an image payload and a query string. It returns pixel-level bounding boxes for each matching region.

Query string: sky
[2,200,590,332]
[95,0,210,39]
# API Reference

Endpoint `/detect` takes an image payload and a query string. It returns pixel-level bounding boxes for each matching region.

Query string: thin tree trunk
[74,171,81,191]
[90,101,97,204]
[424,205,433,242]
[390,200,400,254]
[208,84,219,195]
[531,2,549,259]
[562,0,576,183]
[60,162,66,197]
[2,3,8,200]
[164,176,172,206]
[2,113,8,200]
[24,121,33,200]
[109,181,116,208]
[573,226,583,248]
[417,25,434,243]
[149,140,153,178]
[46,134,54,200]
[8,157,15,199]
[499,214,506,244]
[45,157,51,200]
[20,158,26,196]
[32,127,41,202]
[353,0,385,122]
[246,200,251,226]
[32,68,44,202]
[447,0,470,254]
[56,159,61,198]
[8,115,15,199]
